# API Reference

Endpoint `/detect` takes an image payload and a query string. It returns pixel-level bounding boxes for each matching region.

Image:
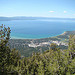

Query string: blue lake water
[0,19,75,39]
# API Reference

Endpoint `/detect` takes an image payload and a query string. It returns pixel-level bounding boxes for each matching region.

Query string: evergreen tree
[0,24,11,74]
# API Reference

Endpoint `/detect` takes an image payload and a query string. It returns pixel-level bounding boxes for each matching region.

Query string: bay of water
[0,19,75,39]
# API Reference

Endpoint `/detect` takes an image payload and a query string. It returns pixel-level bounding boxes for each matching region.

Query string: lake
[0,19,75,39]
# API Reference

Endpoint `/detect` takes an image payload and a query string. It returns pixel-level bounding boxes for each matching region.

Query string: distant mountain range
[0,16,75,21]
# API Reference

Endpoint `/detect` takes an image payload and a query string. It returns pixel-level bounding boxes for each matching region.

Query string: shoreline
[10,31,66,40]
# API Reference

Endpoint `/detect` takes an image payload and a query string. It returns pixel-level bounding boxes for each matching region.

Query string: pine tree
[0,24,11,74]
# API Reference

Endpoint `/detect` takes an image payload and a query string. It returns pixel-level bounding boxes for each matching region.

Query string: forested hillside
[0,24,75,75]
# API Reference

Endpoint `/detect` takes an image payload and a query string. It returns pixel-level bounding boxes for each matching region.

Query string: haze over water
[0,19,75,39]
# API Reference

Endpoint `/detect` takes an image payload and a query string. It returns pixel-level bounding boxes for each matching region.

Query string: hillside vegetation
[0,24,75,75]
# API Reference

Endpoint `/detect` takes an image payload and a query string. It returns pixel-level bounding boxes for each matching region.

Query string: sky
[0,0,75,18]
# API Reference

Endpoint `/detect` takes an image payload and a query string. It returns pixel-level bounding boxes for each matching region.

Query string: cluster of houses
[28,40,68,48]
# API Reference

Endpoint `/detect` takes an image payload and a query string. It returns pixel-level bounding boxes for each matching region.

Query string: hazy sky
[0,0,75,18]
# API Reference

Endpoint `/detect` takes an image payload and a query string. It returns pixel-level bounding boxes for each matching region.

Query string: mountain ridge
[0,16,75,21]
